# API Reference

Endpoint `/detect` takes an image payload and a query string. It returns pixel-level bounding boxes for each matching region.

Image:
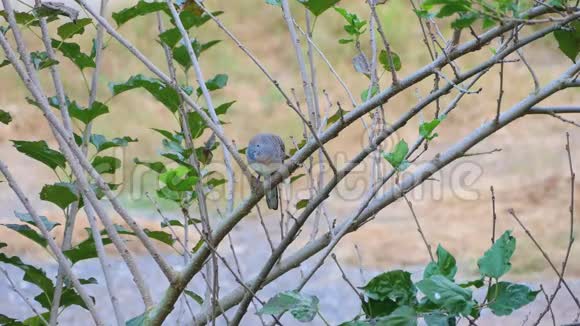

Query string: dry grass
[0,0,579,280]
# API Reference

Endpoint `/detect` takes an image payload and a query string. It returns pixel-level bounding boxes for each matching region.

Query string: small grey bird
[247,133,286,210]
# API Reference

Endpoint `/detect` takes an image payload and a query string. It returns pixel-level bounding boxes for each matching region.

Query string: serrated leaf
[486,282,539,316]
[477,230,516,279]
[187,111,207,139]
[362,270,416,305]
[1,224,47,248]
[57,18,92,40]
[378,50,402,72]
[12,140,66,170]
[258,290,319,322]
[423,244,457,281]
[48,97,109,124]
[0,109,12,125]
[109,74,182,113]
[416,275,474,316]
[419,115,445,141]
[40,182,79,209]
[554,21,580,63]
[382,139,409,171]
[112,0,168,27]
[451,13,478,29]
[15,211,60,232]
[51,39,95,70]
[362,297,398,317]
[215,101,235,115]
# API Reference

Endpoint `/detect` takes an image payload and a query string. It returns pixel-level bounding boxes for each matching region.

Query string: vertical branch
[280,0,317,125]
[165,0,236,215]
[403,195,434,261]
[369,1,399,85]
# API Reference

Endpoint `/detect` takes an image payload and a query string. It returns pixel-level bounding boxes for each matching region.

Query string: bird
[246,133,286,210]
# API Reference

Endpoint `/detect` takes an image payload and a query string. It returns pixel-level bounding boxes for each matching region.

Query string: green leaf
[362,297,397,317]
[48,97,109,124]
[289,139,307,156]
[112,0,168,27]
[0,59,9,68]
[12,140,66,170]
[554,21,580,63]
[451,13,478,29]
[92,156,121,174]
[169,9,223,30]
[423,312,456,326]
[0,109,12,125]
[298,0,340,16]
[296,199,309,209]
[258,290,319,322]
[184,290,204,305]
[416,275,474,316]
[51,39,96,70]
[144,229,175,246]
[378,50,402,72]
[419,115,445,141]
[160,166,198,192]
[361,270,416,305]
[477,230,516,279]
[1,224,47,248]
[40,182,79,209]
[0,11,37,26]
[126,310,152,326]
[327,107,349,125]
[196,74,228,96]
[486,282,539,316]
[374,306,417,326]
[15,211,60,232]
[160,217,201,228]
[134,158,166,174]
[360,85,379,102]
[266,0,281,5]
[215,101,236,115]
[290,173,306,183]
[23,312,51,326]
[382,139,409,171]
[64,232,113,264]
[109,74,182,113]
[172,39,221,69]
[90,134,137,153]
[423,244,457,281]
[187,111,207,139]
[0,314,21,325]
[30,51,59,70]
[459,278,485,288]
[0,253,54,296]
[57,18,92,40]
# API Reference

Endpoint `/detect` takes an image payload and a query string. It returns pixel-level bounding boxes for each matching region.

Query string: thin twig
[403,195,434,261]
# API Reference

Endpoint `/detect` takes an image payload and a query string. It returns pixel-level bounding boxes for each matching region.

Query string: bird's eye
[256,144,260,148]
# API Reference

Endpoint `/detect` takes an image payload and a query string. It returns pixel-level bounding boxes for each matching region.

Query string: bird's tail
[265,186,279,210]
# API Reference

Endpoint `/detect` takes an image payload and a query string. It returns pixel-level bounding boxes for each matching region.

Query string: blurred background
[0,0,579,324]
